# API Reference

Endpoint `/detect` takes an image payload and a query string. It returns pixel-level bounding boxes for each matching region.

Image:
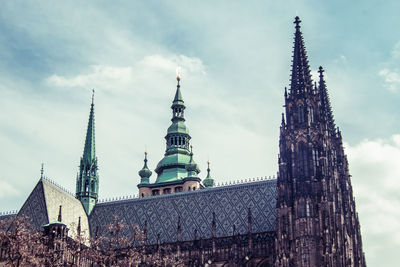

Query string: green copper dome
[154,78,200,184]
[203,161,215,188]
[167,121,189,135]
[139,152,152,184]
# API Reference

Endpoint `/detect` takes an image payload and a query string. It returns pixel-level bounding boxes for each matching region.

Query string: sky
[0,1,399,265]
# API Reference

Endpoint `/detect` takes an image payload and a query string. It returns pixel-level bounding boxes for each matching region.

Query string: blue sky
[0,1,399,265]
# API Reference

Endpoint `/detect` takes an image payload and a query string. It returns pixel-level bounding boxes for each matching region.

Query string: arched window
[308,106,314,124]
[298,105,305,123]
[298,144,309,177]
[306,202,310,217]
[312,148,319,175]
[91,181,95,191]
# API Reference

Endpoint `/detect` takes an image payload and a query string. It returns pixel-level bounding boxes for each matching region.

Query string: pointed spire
[83,89,96,164]
[203,160,215,188]
[77,216,81,236]
[40,163,44,179]
[281,113,285,125]
[248,208,252,233]
[173,75,184,105]
[139,152,152,182]
[186,145,200,177]
[57,205,62,222]
[290,16,313,95]
[318,66,335,131]
[212,212,216,237]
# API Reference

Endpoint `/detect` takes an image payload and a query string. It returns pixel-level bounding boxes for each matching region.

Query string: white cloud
[46,65,134,89]
[345,136,400,264]
[392,41,400,58]
[0,180,19,198]
[379,68,400,92]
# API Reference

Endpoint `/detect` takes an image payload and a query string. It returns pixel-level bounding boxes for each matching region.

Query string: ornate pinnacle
[294,16,301,29]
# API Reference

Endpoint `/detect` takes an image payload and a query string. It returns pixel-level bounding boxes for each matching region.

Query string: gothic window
[298,144,309,177]
[312,148,319,175]
[91,181,95,191]
[174,137,177,147]
[306,202,310,217]
[298,105,305,123]
[299,202,306,217]
[332,149,337,163]
[308,106,314,124]
[85,180,89,192]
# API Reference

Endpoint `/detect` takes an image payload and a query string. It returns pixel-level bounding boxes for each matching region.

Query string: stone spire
[290,16,313,96]
[203,161,215,188]
[318,66,336,133]
[275,17,366,267]
[76,89,99,215]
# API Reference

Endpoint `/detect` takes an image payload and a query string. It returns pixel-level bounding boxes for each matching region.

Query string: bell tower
[275,17,366,266]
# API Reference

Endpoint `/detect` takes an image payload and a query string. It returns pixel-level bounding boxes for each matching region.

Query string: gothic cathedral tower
[275,17,366,266]
[76,91,99,215]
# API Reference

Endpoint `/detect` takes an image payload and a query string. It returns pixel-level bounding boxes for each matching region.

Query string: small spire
[40,163,44,179]
[77,216,81,236]
[318,66,335,132]
[139,151,152,181]
[91,88,95,105]
[294,16,301,29]
[290,16,312,95]
[58,205,62,222]
[281,113,285,125]
[83,90,96,164]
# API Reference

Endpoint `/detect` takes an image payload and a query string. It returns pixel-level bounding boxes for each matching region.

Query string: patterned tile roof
[89,179,277,244]
[18,178,90,241]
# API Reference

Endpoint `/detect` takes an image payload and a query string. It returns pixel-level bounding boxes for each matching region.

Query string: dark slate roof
[89,179,277,244]
[17,178,90,240]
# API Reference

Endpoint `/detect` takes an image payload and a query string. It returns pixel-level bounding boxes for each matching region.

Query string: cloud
[379,68,400,92]
[345,136,400,265]
[392,41,400,58]
[0,180,19,198]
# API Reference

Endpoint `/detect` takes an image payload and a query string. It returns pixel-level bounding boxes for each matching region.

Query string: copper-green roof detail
[139,152,152,184]
[203,161,215,188]
[173,84,184,105]
[83,101,96,164]
[76,91,99,215]
[155,153,191,183]
[167,121,189,135]
[153,78,199,184]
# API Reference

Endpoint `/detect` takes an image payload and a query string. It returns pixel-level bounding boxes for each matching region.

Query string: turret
[138,152,152,185]
[203,161,215,188]
[76,90,99,215]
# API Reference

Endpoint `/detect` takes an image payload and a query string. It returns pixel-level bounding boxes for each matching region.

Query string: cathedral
[0,17,366,266]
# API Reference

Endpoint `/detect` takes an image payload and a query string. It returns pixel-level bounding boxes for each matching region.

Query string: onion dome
[203,161,215,188]
[185,146,200,177]
[139,152,152,184]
